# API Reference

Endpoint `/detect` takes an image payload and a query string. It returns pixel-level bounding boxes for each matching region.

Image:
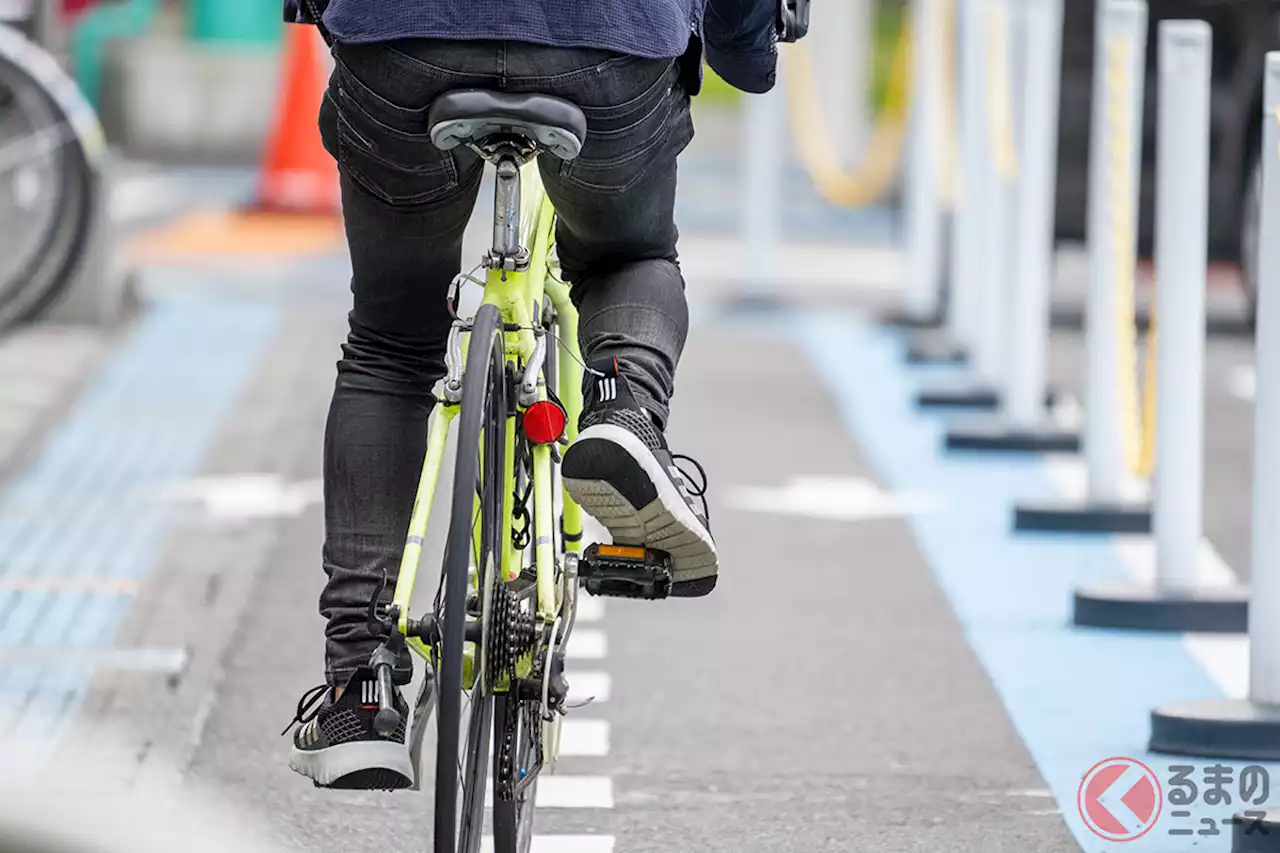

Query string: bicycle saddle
[428,90,587,161]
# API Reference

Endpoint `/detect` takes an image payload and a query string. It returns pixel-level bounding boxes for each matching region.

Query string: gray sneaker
[562,358,717,596]
[283,668,414,790]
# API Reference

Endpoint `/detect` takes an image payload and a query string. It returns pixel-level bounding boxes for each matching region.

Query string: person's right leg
[507,46,718,594]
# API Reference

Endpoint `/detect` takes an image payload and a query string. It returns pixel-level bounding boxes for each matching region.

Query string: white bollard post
[946,0,988,353]
[942,0,1080,451]
[739,86,784,299]
[973,0,1013,393]
[902,0,945,323]
[1005,0,1064,429]
[1011,0,1153,532]
[1153,21,1211,591]
[1083,0,1146,505]
[1250,54,1280,707]
[1068,19,1245,632]
[811,0,872,171]
[1147,53,1280,758]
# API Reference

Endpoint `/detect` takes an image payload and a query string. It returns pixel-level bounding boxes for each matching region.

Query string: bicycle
[360,90,684,853]
[360,4,811,850]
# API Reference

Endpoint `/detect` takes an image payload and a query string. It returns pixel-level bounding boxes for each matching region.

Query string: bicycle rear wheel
[436,303,508,853]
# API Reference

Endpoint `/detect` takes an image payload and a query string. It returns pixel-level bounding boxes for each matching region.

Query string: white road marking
[109,172,184,225]
[559,718,610,757]
[482,836,615,853]
[485,776,613,808]
[726,476,942,521]
[1228,364,1257,401]
[161,474,323,520]
[568,671,611,704]
[566,629,607,660]
[575,596,606,623]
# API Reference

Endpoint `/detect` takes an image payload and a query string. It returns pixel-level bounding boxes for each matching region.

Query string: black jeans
[318,39,695,683]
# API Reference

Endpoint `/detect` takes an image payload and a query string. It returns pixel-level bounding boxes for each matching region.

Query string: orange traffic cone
[255,25,339,214]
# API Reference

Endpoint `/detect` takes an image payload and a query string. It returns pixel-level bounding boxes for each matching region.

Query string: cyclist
[281,0,781,790]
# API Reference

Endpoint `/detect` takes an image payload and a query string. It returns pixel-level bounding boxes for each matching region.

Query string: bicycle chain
[496,662,545,802]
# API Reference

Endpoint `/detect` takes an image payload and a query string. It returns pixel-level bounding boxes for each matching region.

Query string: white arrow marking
[726,476,942,521]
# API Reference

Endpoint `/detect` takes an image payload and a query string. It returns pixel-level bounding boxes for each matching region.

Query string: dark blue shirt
[285,0,778,93]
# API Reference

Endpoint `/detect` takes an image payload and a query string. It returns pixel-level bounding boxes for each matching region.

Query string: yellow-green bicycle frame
[387,161,584,670]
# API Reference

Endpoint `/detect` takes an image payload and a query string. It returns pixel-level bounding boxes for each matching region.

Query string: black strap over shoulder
[284,0,334,46]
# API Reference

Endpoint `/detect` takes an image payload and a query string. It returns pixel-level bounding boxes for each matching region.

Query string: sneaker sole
[563,424,717,596]
[289,740,414,791]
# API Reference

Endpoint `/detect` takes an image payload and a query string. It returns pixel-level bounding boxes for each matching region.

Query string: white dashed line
[559,718,610,757]
[566,629,607,660]
[568,671,612,704]
[482,836,615,853]
[575,596,606,623]
[485,775,614,808]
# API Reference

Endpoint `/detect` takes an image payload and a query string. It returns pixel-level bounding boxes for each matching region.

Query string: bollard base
[1073,584,1249,632]
[1013,500,1152,534]
[1231,809,1280,853]
[905,331,968,365]
[1150,700,1280,760]
[881,308,945,331]
[916,379,1057,411]
[944,416,1080,453]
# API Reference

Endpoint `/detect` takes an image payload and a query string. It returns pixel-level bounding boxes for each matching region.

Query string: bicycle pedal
[578,544,672,600]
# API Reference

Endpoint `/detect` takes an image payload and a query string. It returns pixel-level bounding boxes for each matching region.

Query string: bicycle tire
[492,691,539,853]
[436,302,507,853]
[0,31,98,330]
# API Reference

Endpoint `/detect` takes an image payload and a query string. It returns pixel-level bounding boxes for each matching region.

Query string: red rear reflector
[523,400,567,444]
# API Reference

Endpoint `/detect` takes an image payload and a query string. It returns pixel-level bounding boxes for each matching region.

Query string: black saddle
[428,90,587,161]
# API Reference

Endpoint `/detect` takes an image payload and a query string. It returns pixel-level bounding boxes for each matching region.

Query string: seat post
[489,156,527,271]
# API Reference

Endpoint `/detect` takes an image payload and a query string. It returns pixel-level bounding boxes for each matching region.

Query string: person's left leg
[287,38,494,791]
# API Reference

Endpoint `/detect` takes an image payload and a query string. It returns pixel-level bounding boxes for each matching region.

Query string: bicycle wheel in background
[436,303,508,853]
[0,26,98,329]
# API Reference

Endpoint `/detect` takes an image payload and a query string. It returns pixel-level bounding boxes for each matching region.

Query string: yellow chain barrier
[936,0,958,208]
[1105,35,1157,479]
[781,6,914,207]
[986,0,1017,184]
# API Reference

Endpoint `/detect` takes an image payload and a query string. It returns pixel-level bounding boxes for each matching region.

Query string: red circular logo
[1077,757,1163,841]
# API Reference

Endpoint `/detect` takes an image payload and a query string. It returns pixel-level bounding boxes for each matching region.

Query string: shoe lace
[672,452,710,521]
[280,683,328,736]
